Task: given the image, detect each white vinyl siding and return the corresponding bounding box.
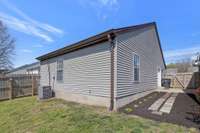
[116,26,165,98]
[40,41,111,98]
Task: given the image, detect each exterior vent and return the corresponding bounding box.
[38,86,53,99]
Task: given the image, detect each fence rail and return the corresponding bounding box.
[0,74,39,100]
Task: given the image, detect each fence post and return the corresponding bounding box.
[32,76,36,96]
[9,78,13,100]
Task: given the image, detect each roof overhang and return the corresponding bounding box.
[36,22,166,68]
[36,30,114,61]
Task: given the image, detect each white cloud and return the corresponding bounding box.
[41,24,63,35]
[0,0,64,42]
[98,0,118,6]
[0,12,54,42]
[164,46,200,58]
[20,49,32,53]
[79,0,119,20]
[164,46,200,63]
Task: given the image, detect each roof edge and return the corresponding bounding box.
[153,23,166,69]
[36,22,159,61]
[7,62,40,73]
[36,30,114,61]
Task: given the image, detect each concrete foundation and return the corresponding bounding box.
[115,90,154,110]
[55,89,110,108]
[54,89,155,111]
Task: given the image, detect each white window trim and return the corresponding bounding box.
[56,59,64,82]
[132,53,140,83]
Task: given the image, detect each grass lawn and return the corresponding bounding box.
[0,97,198,133]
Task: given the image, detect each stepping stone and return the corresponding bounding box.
[160,93,178,114]
[148,93,171,111]
[134,104,138,108]
[152,111,163,115]
[139,101,143,104]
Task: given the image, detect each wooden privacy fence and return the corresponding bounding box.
[0,74,39,100]
[164,72,200,89]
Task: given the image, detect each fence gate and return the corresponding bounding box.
[164,72,200,89]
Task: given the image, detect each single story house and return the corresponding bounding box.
[37,22,166,110]
[7,62,40,76]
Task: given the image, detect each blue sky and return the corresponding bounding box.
[0,0,200,67]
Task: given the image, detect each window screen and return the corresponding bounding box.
[57,60,63,82]
[133,54,140,82]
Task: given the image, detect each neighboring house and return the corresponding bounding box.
[37,22,166,110]
[7,62,40,75]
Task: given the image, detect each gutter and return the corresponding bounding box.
[108,33,116,111]
[37,31,113,61]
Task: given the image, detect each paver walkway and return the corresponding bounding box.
[148,93,171,111]
[160,93,178,114]
[148,93,178,115]
[120,92,200,128]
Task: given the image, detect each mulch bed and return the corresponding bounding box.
[119,92,200,129]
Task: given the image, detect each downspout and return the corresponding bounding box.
[47,64,51,86]
[108,33,116,111]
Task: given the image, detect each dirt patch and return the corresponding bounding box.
[119,92,200,129]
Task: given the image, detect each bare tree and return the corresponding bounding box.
[176,59,192,73]
[0,21,15,69]
[167,58,192,73]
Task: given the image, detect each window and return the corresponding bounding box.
[57,59,63,82]
[133,54,140,82]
